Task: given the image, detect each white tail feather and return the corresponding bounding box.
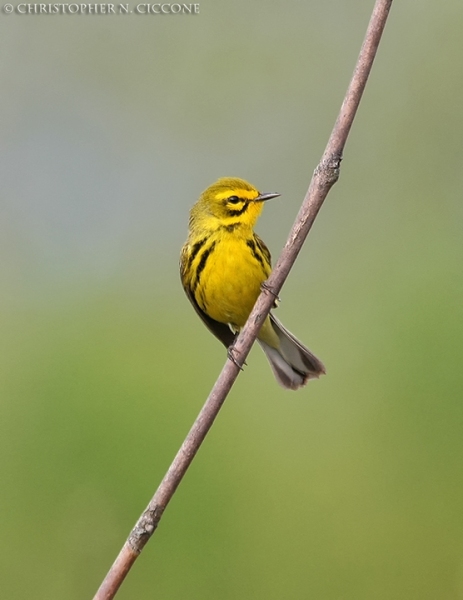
[258,314,325,390]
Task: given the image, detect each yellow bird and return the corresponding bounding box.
[180,177,325,390]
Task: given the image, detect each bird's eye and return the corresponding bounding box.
[228,196,240,204]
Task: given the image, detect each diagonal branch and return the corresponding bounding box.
[93,1,393,598]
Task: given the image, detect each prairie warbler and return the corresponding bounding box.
[180,177,325,390]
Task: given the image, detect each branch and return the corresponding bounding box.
[93,1,393,598]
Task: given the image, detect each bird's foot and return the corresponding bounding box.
[227,345,246,371]
[261,280,281,306]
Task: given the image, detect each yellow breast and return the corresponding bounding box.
[195,231,271,329]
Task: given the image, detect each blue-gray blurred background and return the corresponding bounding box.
[2,1,463,598]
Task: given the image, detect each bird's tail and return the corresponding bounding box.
[258,314,325,390]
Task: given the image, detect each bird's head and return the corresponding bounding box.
[192,177,280,229]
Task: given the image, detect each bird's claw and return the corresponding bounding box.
[227,346,246,371]
[261,281,281,305]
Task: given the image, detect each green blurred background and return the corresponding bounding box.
[2,1,463,598]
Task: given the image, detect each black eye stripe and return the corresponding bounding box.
[227,204,249,217]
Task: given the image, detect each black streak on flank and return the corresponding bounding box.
[246,238,265,268]
[187,237,207,271]
[193,241,216,293]
[254,234,271,267]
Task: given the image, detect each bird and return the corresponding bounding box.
[180,177,325,390]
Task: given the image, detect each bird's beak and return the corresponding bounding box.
[254,192,280,202]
